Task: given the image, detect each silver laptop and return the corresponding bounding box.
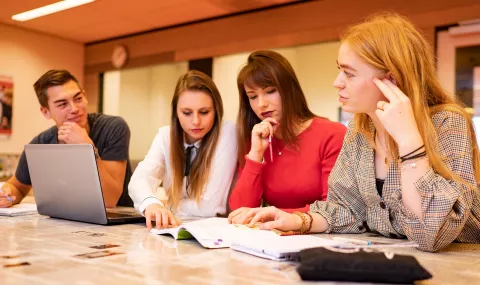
[24,144,144,225]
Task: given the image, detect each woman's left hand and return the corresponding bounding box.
[374,78,423,154]
[228,206,302,232]
[228,207,256,225]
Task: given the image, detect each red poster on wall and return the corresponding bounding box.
[0,75,13,136]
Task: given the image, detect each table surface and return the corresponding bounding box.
[1,207,479,285]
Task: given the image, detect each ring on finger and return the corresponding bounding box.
[378,102,386,110]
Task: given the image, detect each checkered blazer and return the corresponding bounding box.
[310,110,480,252]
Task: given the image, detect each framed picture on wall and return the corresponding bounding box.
[0,75,13,138]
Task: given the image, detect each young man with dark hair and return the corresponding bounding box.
[0,69,133,208]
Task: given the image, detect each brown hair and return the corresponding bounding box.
[33,69,81,108]
[237,50,316,167]
[168,70,224,209]
[343,12,480,188]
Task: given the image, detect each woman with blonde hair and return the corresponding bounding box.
[129,70,237,229]
[231,13,480,252]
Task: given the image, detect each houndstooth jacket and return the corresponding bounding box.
[310,110,480,252]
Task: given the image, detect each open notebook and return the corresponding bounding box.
[150,217,296,249]
[150,218,417,260]
[0,203,38,217]
[150,217,238,248]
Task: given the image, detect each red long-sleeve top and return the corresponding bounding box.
[229,117,347,213]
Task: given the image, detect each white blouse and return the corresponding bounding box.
[128,121,238,217]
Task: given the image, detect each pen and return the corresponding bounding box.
[269,135,273,163]
[0,188,14,203]
[332,237,372,245]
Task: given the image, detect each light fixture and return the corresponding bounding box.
[12,0,95,22]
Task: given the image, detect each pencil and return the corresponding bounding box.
[269,135,273,162]
[0,188,14,203]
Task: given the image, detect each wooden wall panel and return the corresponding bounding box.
[85,0,480,74]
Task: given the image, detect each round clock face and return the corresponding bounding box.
[111,45,128,68]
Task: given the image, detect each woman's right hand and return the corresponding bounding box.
[144,204,180,230]
[0,185,16,208]
[248,118,279,163]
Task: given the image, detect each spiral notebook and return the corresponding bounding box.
[231,235,346,261]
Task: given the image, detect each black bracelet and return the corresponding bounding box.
[399,145,425,160]
[400,151,427,163]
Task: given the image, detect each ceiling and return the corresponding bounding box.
[0,0,300,43]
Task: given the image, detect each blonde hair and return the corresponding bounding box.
[343,12,480,188]
[169,70,223,209]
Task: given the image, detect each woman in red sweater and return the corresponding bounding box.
[228,50,346,223]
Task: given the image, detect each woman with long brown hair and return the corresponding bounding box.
[231,13,480,252]
[228,50,347,221]
[129,70,237,229]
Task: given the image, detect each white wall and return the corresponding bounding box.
[212,41,342,123]
[118,68,152,161]
[103,71,121,115]
[0,23,84,153]
[212,52,251,122]
[104,62,188,161]
[294,42,342,121]
[148,63,189,133]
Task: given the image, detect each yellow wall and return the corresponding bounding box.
[104,62,188,161]
[213,41,342,123]
[0,23,84,153]
[102,41,343,161]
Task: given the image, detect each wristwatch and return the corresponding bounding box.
[93,147,100,160]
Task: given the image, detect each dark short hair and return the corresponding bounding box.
[33,69,80,108]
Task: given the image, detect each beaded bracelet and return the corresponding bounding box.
[293,212,307,234]
[305,212,313,233]
[293,211,313,234]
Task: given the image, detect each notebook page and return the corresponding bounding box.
[183,218,300,248]
[150,218,236,247]
[150,226,182,239]
[0,203,38,217]
[183,218,238,248]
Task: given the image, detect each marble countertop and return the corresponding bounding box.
[1,212,479,285]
